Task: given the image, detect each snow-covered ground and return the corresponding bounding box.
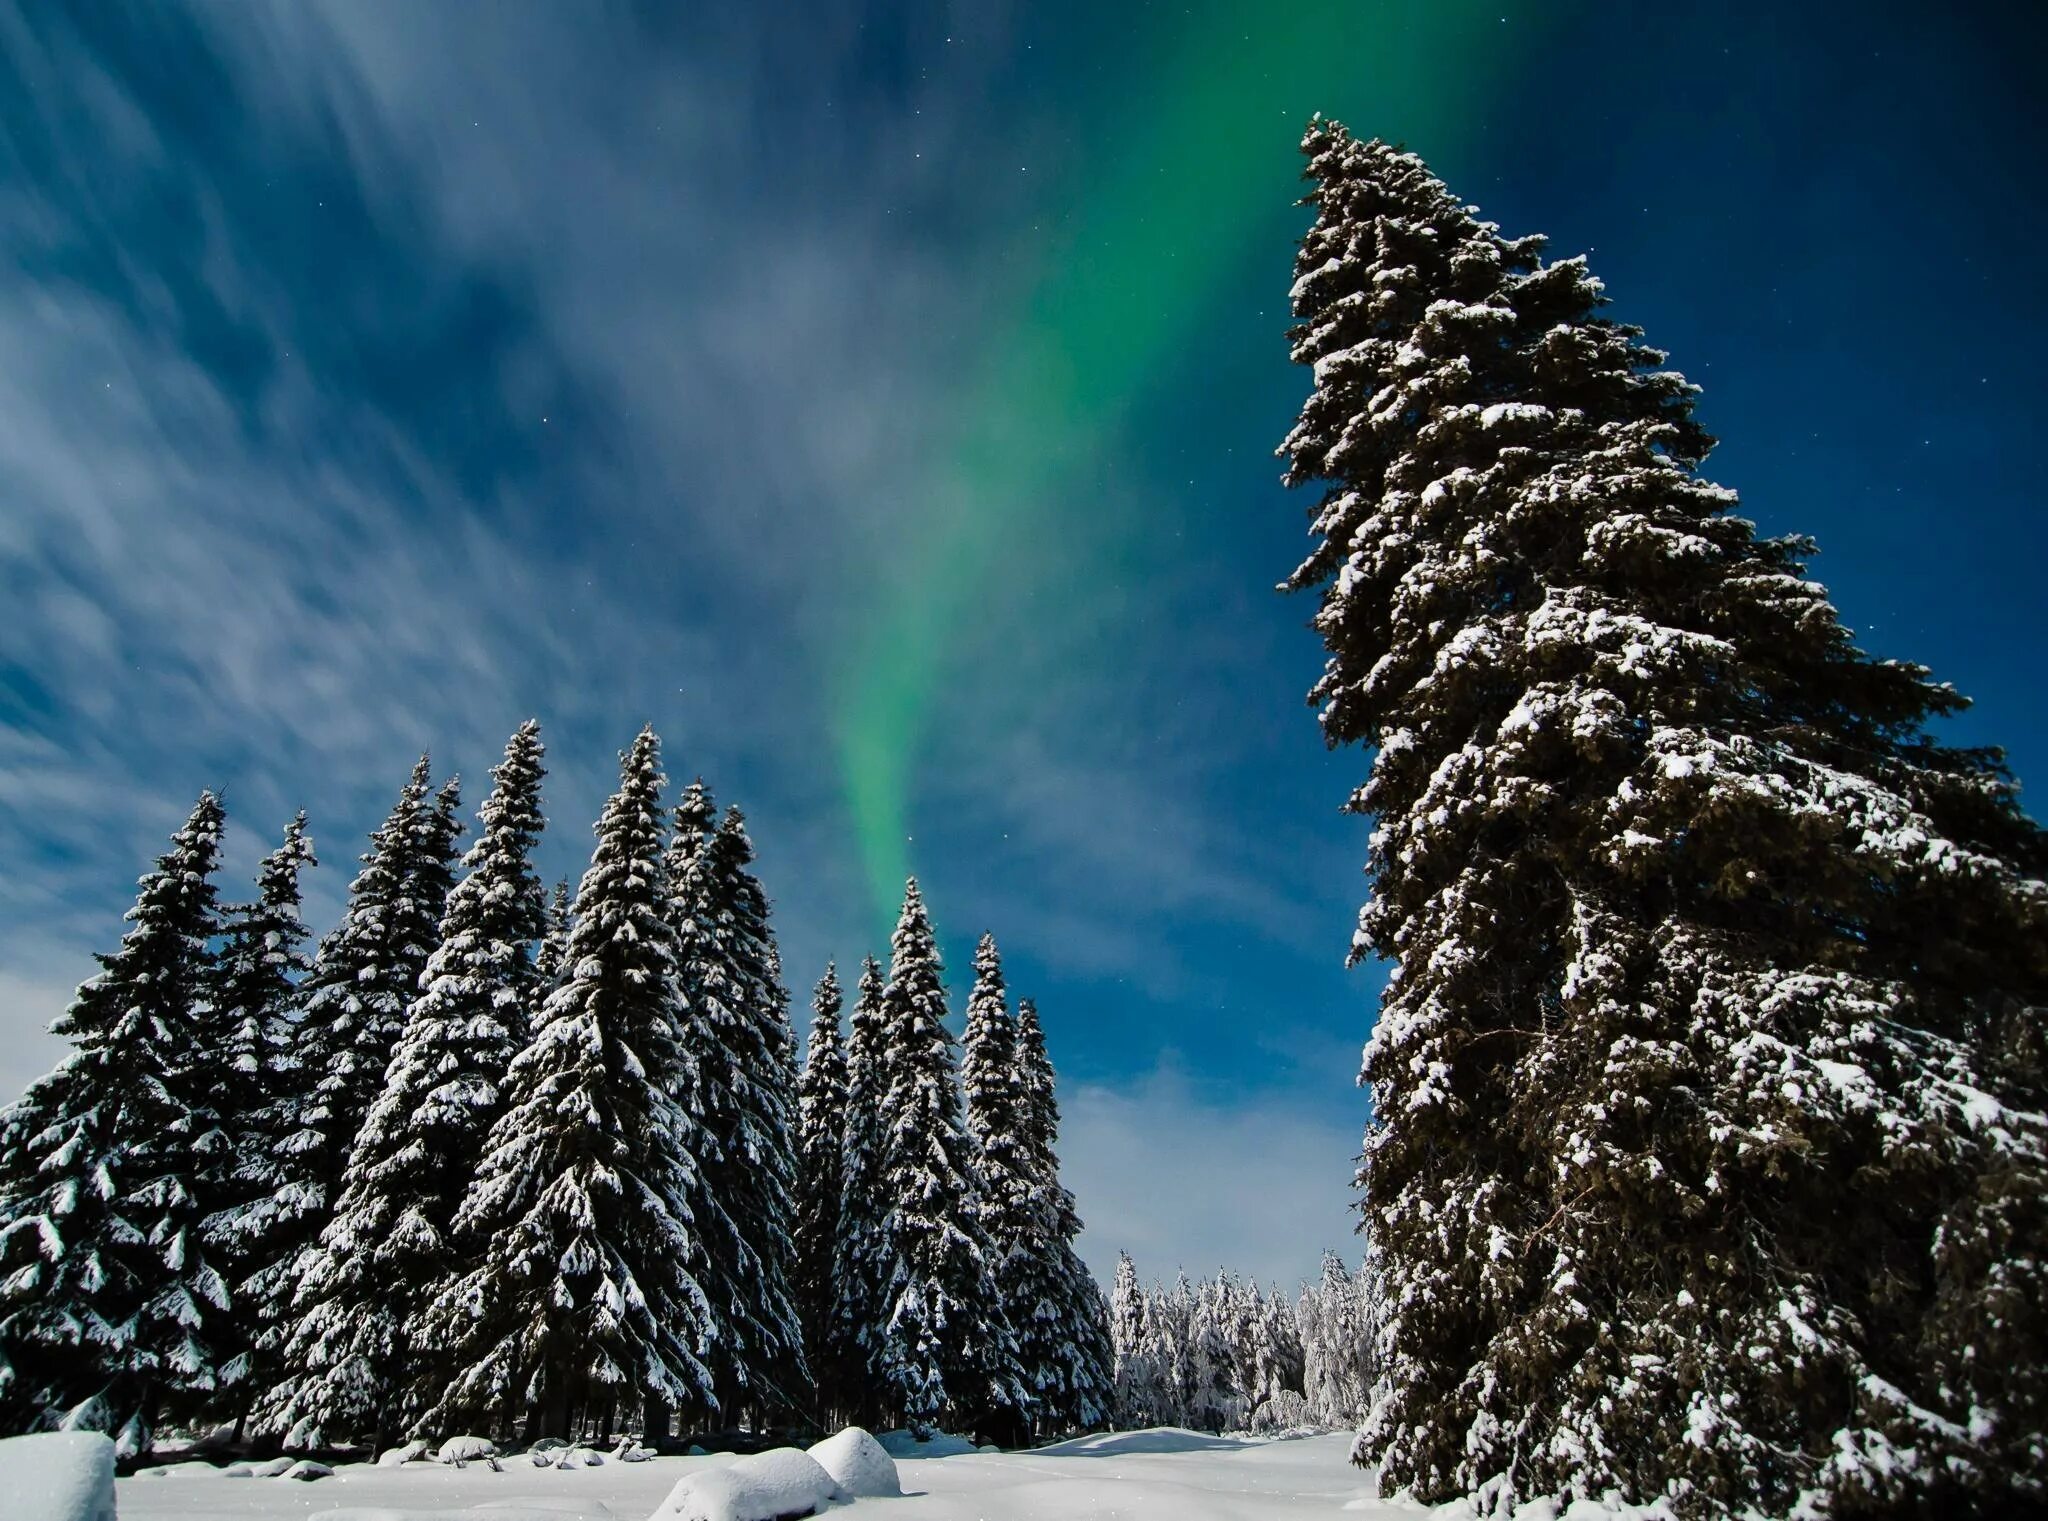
[114,1430,1392,1521]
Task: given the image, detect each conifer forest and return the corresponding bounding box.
[1,6,2042,1520]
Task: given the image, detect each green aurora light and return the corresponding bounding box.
[834,1,1524,919]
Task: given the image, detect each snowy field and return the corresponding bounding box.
[113,1431,1390,1521]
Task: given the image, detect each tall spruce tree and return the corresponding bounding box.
[961,935,1028,1228]
[710,805,804,1414]
[1012,997,1114,1433]
[666,788,804,1422]
[419,727,715,1441]
[261,722,548,1449]
[0,794,230,1451]
[833,954,890,1419]
[208,814,318,1168]
[793,964,848,1420]
[232,757,462,1424]
[202,813,317,1413]
[958,937,1040,1435]
[872,880,1024,1435]
[1279,122,2048,1517]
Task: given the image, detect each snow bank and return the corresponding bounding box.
[6,1431,117,1521]
[311,1510,622,1521]
[649,1445,848,1520]
[282,1459,336,1480]
[134,1458,226,1478]
[311,1510,626,1521]
[437,1435,498,1463]
[875,1427,978,1457]
[806,1426,899,1497]
[378,1439,433,1467]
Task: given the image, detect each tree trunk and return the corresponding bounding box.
[539,1368,571,1442]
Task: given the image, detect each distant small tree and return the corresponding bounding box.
[534,877,572,997]
[1108,1252,1161,1428]
[1296,1251,1371,1430]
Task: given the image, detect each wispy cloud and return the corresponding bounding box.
[1061,1061,1362,1291]
[0,1,1381,1287]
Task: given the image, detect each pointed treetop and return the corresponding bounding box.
[811,961,843,1029]
[674,776,716,835]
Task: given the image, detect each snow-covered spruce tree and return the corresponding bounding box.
[873,880,1025,1435]
[534,877,572,996]
[418,727,715,1443]
[833,953,890,1422]
[961,936,1025,1176]
[1185,1274,1239,1433]
[0,794,230,1450]
[208,814,318,1176]
[1108,1251,1161,1428]
[1147,1271,1197,1427]
[666,791,804,1424]
[261,721,548,1450]
[711,806,804,1415]
[201,813,317,1418]
[959,937,1034,1402]
[1296,1250,1372,1430]
[231,757,462,1425]
[1249,1281,1308,1429]
[1010,996,1114,1433]
[1280,121,2048,1516]
[793,964,848,1420]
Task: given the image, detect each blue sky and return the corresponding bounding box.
[1,1,2041,1289]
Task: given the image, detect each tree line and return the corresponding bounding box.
[1107,1250,1376,1436]
[0,722,1109,1456]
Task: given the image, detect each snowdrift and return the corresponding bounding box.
[649,1445,848,1520]
[805,1426,899,1497]
[8,1431,118,1521]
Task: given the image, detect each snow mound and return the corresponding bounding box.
[875,1427,978,1458]
[282,1459,336,1480]
[5,1431,116,1521]
[806,1426,899,1497]
[439,1435,499,1463]
[136,1459,224,1478]
[312,1508,620,1521]
[379,1439,435,1467]
[649,1445,848,1520]
[251,1455,299,1476]
[312,1508,622,1520]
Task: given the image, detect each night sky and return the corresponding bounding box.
[2,2,2041,1288]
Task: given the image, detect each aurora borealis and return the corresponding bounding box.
[834,2,1512,916]
[2,1,2041,1283]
